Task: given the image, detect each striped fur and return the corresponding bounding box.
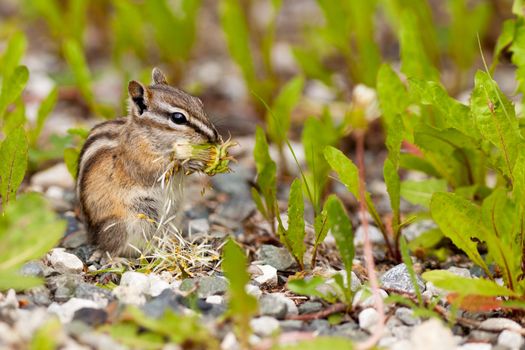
[77,68,220,257]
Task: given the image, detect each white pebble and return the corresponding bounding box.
[48,298,101,323]
[47,248,84,274]
[359,308,379,332]
[497,330,524,349]
[250,317,280,337]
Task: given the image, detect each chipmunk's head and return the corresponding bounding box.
[128,68,221,170]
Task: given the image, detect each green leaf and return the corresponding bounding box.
[63,39,94,106]
[324,146,386,235]
[219,0,256,89]
[30,87,58,145]
[384,158,400,230]
[222,239,257,345]
[64,147,80,180]
[0,127,28,206]
[292,47,331,85]
[399,10,439,81]
[325,195,354,292]
[0,271,43,291]
[491,19,516,72]
[471,70,523,182]
[273,336,353,350]
[0,65,29,119]
[422,270,518,297]
[430,192,490,276]
[30,318,62,350]
[285,179,305,266]
[254,126,272,174]
[400,179,447,208]
[377,64,409,128]
[267,76,304,147]
[400,236,422,305]
[287,276,338,304]
[0,32,27,79]
[0,193,65,291]
[510,19,525,102]
[3,103,26,134]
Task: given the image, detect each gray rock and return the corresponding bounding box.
[380,263,425,293]
[479,318,522,332]
[391,325,412,340]
[188,218,210,233]
[403,220,437,241]
[279,320,304,332]
[299,301,323,315]
[216,196,256,223]
[48,274,83,303]
[251,264,278,287]
[119,271,149,294]
[308,319,331,335]
[497,330,524,349]
[250,316,280,337]
[256,245,296,271]
[20,261,45,278]
[457,343,492,350]
[211,164,252,197]
[142,289,186,318]
[354,225,385,245]
[28,286,52,306]
[75,283,113,303]
[179,276,228,298]
[72,308,108,326]
[47,248,84,274]
[469,330,498,343]
[48,298,102,323]
[62,230,88,249]
[259,294,288,319]
[395,307,420,326]
[358,307,379,333]
[446,266,471,279]
[246,284,263,299]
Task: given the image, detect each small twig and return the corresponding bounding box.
[286,303,349,321]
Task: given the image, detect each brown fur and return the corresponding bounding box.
[77,68,220,257]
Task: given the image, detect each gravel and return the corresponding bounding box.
[256,245,297,271]
[47,248,84,274]
[250,316,280,337]
[497,330,524,349]
[179,276,229,298]
[358,308,380,333]
[380,263,425,293]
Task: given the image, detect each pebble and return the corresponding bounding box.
[352,288,388,308]
[246,284,263,299]
[179,276,228,298]
[256,245,296,271]
[62,230,88,249]
[147,274,170,297]
[299,301,323,314]
[250,316,280,337]
[47,274,83,302]
[380,263,425,293]
[358,308,379,333]
[48,298,102,323]
[251,264,278,287]
[354,225,385,245]
[47,248,84,274]
[119,271,150,294]
[72,308,108,326]
[30,163,75,189]
[497,330,524,349]
[206,295,224,305]
[402,220,437,241]
[446,266,471,278]
[395,307,420,326]
[478,318,522,332]
[20,260,45,278]
[28,286,52,306]
[188,218,210,233]
[141,289,186,318]
[74,283,112,305]
[221,332,239,350]
[410,319,457,350]
[279,320,304,332]
[259,294,288,319]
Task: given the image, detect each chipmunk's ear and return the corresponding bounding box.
[128,80,147,115]
[152,67,168,85]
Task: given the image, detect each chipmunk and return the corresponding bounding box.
[77,68,221,257]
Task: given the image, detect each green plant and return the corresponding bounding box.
[222,239,258,349]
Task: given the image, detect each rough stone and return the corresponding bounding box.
[147,274,170,297]
[179,276,228,298]
[75,283,113,305]
[72,308,108,326]
[250,317,280,337]
[188,218,210,234]
[478,318,522,332]
[402,220,437,241]
[259,294,288,319]
[20,260,45,278]
[358,308,379,333]
[380,263,425,293]
[246,284,263,299]
[352,288,388,308]
[62,230,88,249]
[457,343,492,350]
[256,245,296,271]
[48,298,102,323]
[142,289,186,318]
[410,319,457,350]
[497,330,524,349]
[354,225,385,245]
[251,264,278,287]
[47,248,84,274]
[299,301,323,314]
[28,286,52,306]
[47,274,83,302]
[395,307,420,326]
[279,320,304,332]
[446,266,471,279]
[119,271,149,294]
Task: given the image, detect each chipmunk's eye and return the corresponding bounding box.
[170,112,187,125]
